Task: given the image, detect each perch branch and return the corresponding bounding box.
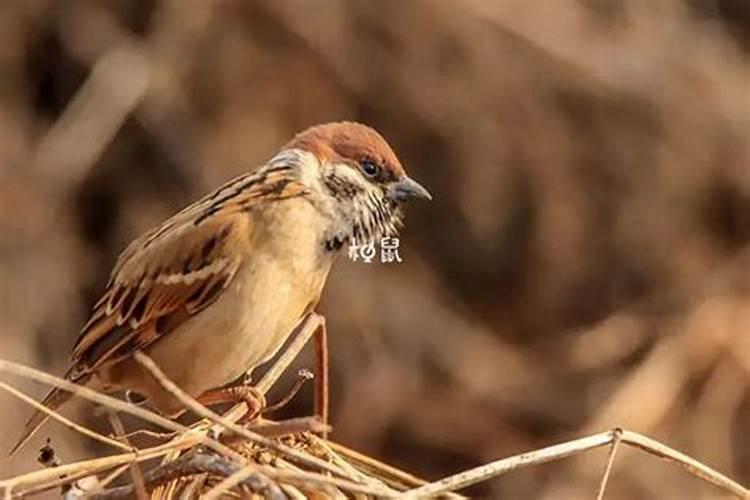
[0,381,131,453]
[403,429,749,498]
[0,360,244,463]
[106,412,147,500]
[595,428,622,500]
[133,350,355,481]
[88,453,286,500]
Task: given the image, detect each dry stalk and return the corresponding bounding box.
[2,437,201,498]
[403,428,749,498]
[595,428,622,500]
[3,324,746,500]
[88,453,285,500]
[0,361,245,463]
[106,411,148,500]
[0,381,131,453]
[133,351,400,497]
[325,439,467,497]
[133,358,345,478]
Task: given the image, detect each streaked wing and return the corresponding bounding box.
[68,166,308,379]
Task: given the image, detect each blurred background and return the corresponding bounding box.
[1,0,749,498]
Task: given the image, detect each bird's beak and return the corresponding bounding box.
[389,176,432,202]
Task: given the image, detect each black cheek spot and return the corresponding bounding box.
[325,237,345,252]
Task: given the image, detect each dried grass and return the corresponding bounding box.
[0,318,747,498]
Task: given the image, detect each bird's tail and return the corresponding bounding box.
[9,385,75,457]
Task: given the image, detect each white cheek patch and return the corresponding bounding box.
[331,162,369,188]
[299,158,402,246]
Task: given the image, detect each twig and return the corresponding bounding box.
[131,340,402,498]
[595,428,622,500]
[106,412,148,500]
[88,453,286,500]
[133,351,383,486]
[325,439,468,497]
[313,317,329,437]
[0,360,244,463]
[0,381,131,453]
[1,435,202,498]
[264,461,400,498]
[117,429,179,441]
[619,430,748,497]
[230,417,329,441]
[403,429,749,498]
[256,313,323,394]
[264,369,314,414]
[91,465,131,493]
[163,312,338,500]
[200,463,284,500]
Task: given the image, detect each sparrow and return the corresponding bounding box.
[11,121,431,455]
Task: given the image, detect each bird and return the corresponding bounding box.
[11,121,431,455]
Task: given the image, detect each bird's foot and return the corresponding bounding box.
[197,385,267,423]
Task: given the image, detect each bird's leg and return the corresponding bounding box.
[313,315,329,437]
[197,385,267,424]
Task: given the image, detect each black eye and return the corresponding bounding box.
[360,160,380,178]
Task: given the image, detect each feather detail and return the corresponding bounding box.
[68,163,307,378]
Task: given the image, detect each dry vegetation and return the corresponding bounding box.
[1,0,750,498]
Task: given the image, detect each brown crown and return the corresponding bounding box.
[286,122,405,180]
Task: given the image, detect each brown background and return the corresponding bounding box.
[1,1,750,498]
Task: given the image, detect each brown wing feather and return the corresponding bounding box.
[9,166,308,456]
[70,214,246,376]
[69,168,307,375]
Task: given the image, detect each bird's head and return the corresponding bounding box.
[282,121,431,249]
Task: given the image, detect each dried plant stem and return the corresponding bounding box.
[133,350,355,481]
[1,434,202,498]
[313,317,329,435]
[595,428,622,500]
[0,381,131,453]
[403,429,749,498]
[325,439,466,497]
[204,461,401,500]
[621,430,748,496]
[0,360,244,463]
[200,465,282,500]
[188,312,323,432]
[256,313,323,394]
[106,412,148,500]
[89,465,131,494]
[89,453,284,500]
[239,416,328,439]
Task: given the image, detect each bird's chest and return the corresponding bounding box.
[143,199,335,395]
[217,201,334,374]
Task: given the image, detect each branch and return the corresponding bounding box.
[403,429,749,498]
[133,351,397,496]
[0,381,131,453]
[87,453,286,500]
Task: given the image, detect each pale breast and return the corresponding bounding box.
[112,197,335,413]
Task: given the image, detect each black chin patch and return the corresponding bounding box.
[325,236,346,252]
